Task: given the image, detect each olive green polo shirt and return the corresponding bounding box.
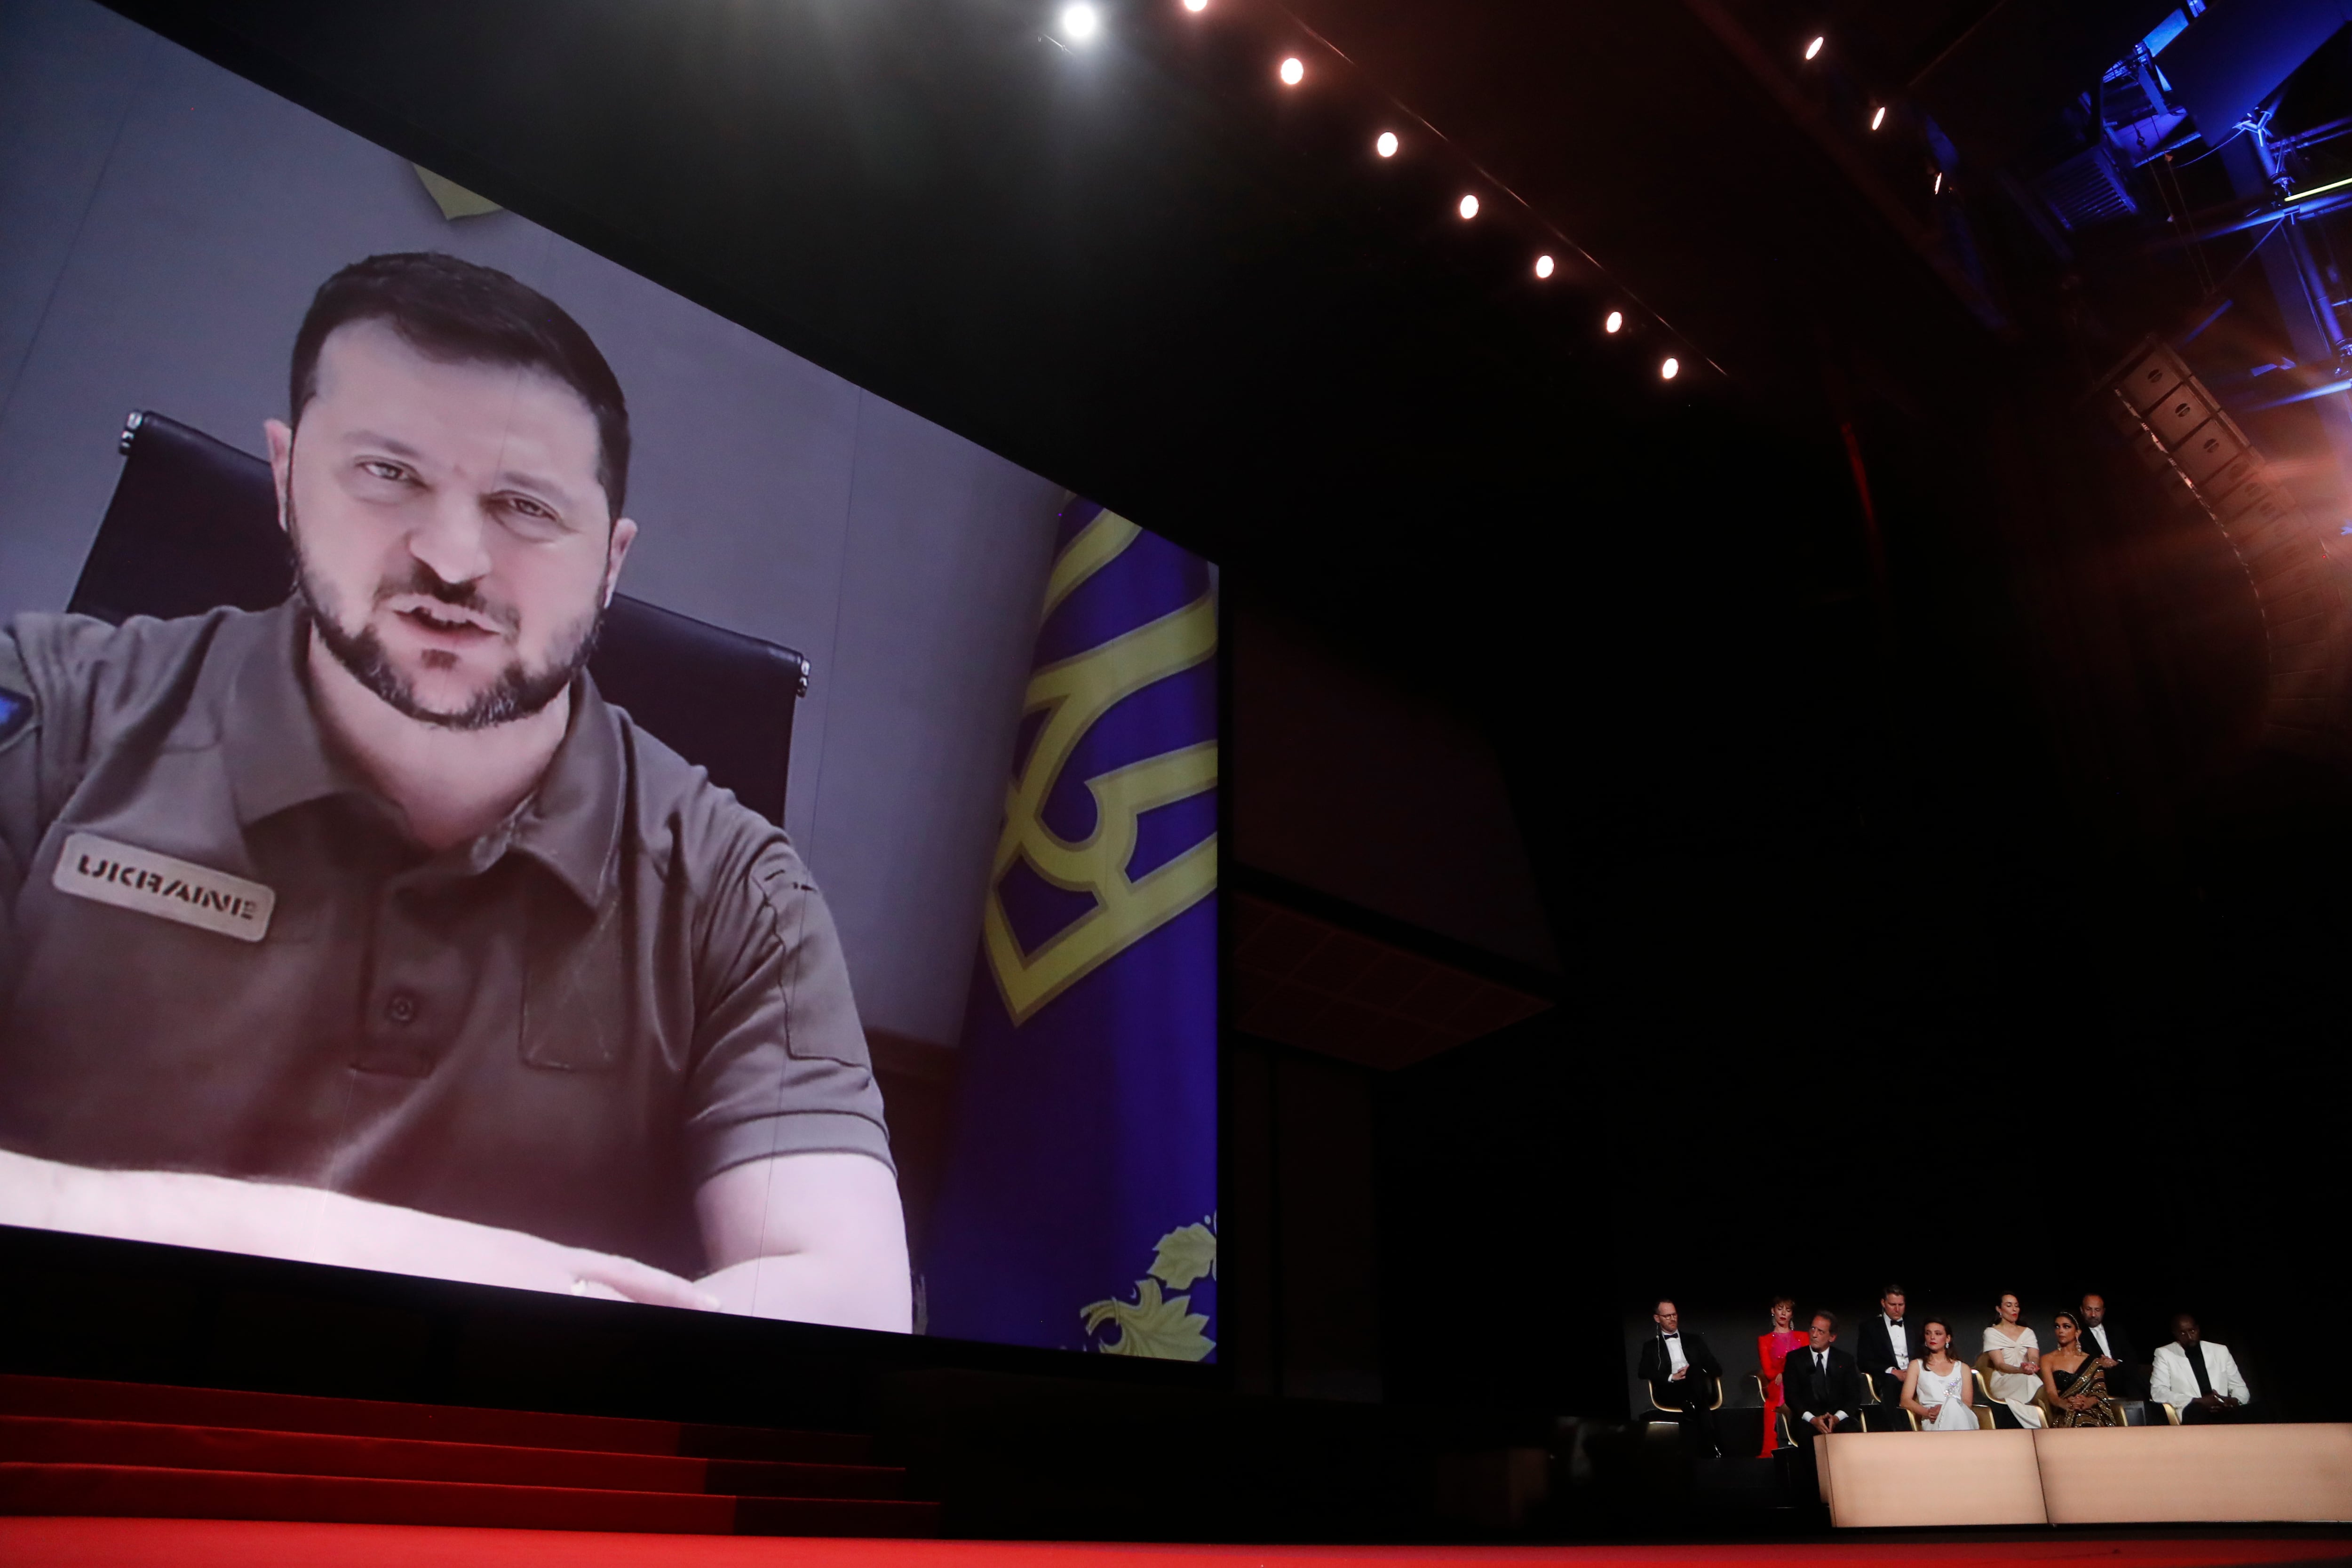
[0,602,890,1277]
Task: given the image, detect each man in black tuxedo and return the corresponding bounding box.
[1854,1283,1925,1417]
[2079,1294,2145,1400]
[1780,1311,1864,1464]
[1636,1299,1723,1457]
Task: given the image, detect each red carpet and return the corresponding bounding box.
[0,1375,934,1536]
[0,1518,2347,1567]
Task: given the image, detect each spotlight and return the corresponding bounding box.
[1534,254,1555,279]
[1804,35,1824,60]
[1184,0,1207,9]
[1458,193,1479,219]
[1932,170,1943,193]
[1661,357,1680,380]
[1061,2,1099,40]
[1870,105,1886,130]
[1279,56,1304,86]
[1604,310,1623,334]
[1376,130,1398,158]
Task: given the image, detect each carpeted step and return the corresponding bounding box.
[0,1463,941,1536]
[0,1376,866,1464]
[0,1416,905,1498]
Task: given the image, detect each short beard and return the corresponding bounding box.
[288,492,604,732]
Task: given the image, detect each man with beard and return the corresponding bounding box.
[0,253,908,1330]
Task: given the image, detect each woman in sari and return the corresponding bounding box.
[2041,1309,2123,1428]
[1755,1295,1806,1454]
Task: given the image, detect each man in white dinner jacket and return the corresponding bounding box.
[2149,1314,2253,1424]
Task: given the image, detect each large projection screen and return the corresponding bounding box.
[0,0,1218,1362]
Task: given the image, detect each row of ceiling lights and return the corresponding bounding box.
[1804,33,1944,193]
[1056,0,1689,382]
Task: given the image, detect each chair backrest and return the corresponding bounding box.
[67,412,809,825]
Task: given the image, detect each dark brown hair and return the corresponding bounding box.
[290,252,630,518]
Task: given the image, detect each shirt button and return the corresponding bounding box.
[384,990,420,1027]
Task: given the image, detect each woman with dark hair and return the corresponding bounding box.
[1756,1296,1806,1454]
[1981,1292,2045,1428]
[2042,1310,2123,1427]
[1900,1319,1979,1431]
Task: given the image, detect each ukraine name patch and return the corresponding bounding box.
[52,831,274,943]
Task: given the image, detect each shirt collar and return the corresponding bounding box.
[223,602,363,825]
[222,602,620,910]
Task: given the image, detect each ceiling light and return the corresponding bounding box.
[1279,56,1304,86]
[1870,105,1887,130]
[1458,193,1479,219]
[1804,35,1824,60]
[1604,310,1623,334]
[1061,3,1099,40]
[1661,357,1680,380]
[1534,255,1555,279]
[1375,130,1398,158]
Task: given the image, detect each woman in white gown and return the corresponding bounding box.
[1982,1293,2044,1428]
[1901,1319,1979,1431]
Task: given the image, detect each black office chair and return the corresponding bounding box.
[68,411,810,826]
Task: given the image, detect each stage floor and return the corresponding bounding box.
[4,1519,2348,1567]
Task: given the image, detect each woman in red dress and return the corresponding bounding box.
[1756,1295,1806,1455]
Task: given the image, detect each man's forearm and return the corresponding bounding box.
[0,1148,339,1256]
[699,1252,911,1331]
[0,1150,710,1308]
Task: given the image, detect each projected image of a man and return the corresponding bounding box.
[0,254,909,1330]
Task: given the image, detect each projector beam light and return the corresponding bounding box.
[1184,0,1207,10]
[1376,130,1398,158]
[1458,193,1479,219]
[1804,35,1824,60]
[1870,105,1887,130]
[1604,310,1623,334]
[1061,3,1099,41]
[1661,357,1680,380]
[1279,56,1304,86]
[1534,255,1555,279]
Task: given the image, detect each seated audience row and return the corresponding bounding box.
[1639,1287,2253,1458]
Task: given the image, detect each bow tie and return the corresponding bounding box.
[1663,1332,1679,1338]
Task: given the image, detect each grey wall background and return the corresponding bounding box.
[0,0,1071,1050]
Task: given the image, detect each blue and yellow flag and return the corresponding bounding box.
[924,499,1218,1357]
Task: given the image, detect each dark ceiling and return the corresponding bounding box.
[106,0,1965,568]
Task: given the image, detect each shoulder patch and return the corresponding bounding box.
[0,685,32,747]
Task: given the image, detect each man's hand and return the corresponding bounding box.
[1668,1366,1687,1381]
[2096,1356,2119,1369]
[2194,1393,2223,1409]
[1812,1415,1836,1435]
